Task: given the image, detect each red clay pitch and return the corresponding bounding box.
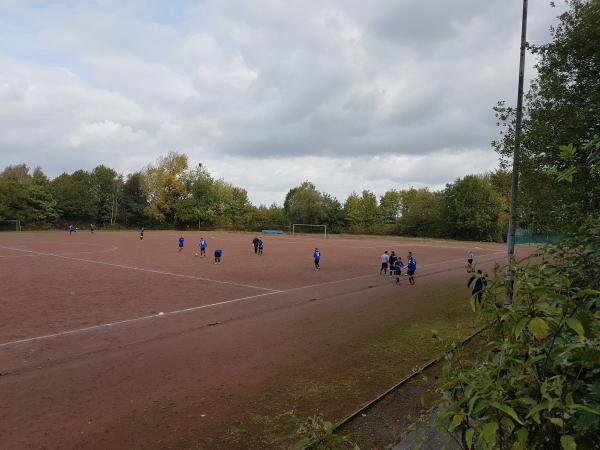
[0,230,511,449]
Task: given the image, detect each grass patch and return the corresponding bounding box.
[220,291,479,447]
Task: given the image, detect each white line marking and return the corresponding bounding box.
[0,241,119,255]
[64,245,119,255]
[283,274,374,292]
[0,291,277,348]
[0,246,281,294]
[0,250,507,348]
[0,272,384,348]
[0,254,41,258]
[168,291,277,315]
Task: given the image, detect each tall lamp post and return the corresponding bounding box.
[505,0,529,305]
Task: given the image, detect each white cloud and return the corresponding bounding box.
[202,148,499,205]
[0,0,560,203]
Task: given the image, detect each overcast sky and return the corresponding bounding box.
[0,1,560,205]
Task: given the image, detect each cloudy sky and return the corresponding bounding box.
[0,1,560,205]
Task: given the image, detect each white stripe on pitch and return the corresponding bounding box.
[0,245,281,293]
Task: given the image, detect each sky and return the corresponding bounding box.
[0,0,561,205]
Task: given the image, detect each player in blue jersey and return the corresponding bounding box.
[258,238,264,255]
[199,237,207,256]
[468,270,487,304]
[407,252,416,285]
[178,236,185,252]
[68,224,75,235]
[139,227,144,240]
[388,251,397,277]
[313,248,321,270]
[394,256,405,285]
[214,248,223,264]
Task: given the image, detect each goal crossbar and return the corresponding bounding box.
[292,224,327,239]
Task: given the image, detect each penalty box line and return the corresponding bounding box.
[0,251,507,349]
[0,245,281,294]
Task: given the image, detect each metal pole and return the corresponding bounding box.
[505,0,528,305]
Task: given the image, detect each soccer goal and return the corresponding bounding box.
[0,219,22,232]
[292,224,327,239]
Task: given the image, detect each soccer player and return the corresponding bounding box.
[89,223,95,234]
[214,248,223,264]
[68,224,74,235]
[258,238,264,255]
[388,251,398,277]
[380,251,389,275]
[139,227,144,240]
[407,252,417,285]
[252,237,260,254]
[468,270,487,304]
[467,250,475,273]
[394,256,405,285]
[199,237,207,256]
[313,248,321,270]
[178,236,185,252]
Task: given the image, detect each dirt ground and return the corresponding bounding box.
[0,230,511,449]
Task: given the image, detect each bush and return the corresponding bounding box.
[436,219,600,449]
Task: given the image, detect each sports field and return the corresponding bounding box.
[0,230,511,448]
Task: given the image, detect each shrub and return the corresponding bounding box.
[436,219,600,449]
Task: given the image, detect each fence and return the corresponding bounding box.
[515,229,561,245]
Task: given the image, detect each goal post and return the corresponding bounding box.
[291,224,327,239]
[0,219,22,232]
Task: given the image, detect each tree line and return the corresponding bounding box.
[0,152,512,241]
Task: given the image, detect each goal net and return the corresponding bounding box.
[0,219,22,232]
[292,224,327,239]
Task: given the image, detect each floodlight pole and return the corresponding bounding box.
[505,0,528,305]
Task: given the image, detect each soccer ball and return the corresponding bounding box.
[194,253,198,257]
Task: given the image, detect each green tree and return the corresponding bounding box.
[90,165,120,226]
[27,168,58,223]
[342,190,380,230]
[121,172,147,226]
[379,190,403,224]
[398,188,447,237]
[184,166,219,227]
[321,193,345,232]
[142,152,188,224]
[343,193,362,228]
[0,164,32,222]
[284,182,326,225]
[486,169,512,202]
[493,0,600,231]
[52,170,97,222]
[445,175,507,241]
[212,179,252,229]
[247,203,287,231]
[174,165,253,229]
[359,190,379,226]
